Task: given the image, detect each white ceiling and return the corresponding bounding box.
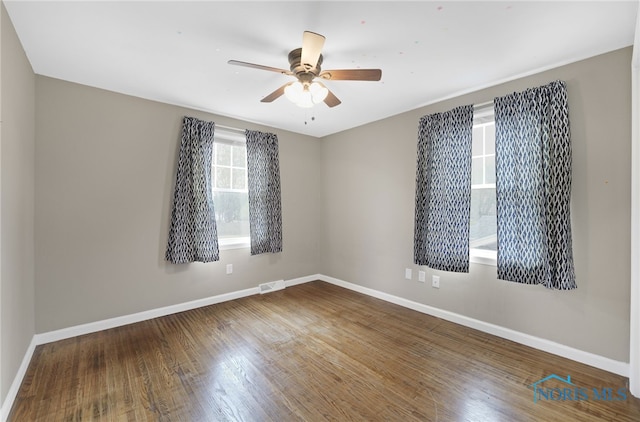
[4,1,638,137]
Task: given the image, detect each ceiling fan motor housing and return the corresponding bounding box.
[288,48,322,83]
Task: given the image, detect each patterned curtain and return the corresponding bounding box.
[494,80,576,290]
[245,130,283,255]
[414,105,474,272]
[166,117,219,263]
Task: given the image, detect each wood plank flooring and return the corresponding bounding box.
[8,281,640,421]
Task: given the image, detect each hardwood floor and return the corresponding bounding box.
[9,281,640,421]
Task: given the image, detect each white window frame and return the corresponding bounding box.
[470,106,497,266]
[213,128,250,250]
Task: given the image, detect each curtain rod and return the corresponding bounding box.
[474,100,494,109]
[216,124,246,134]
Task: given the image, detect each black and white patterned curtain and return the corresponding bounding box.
[494,80,576,290]
[245,130,283,255]
[414,105,474,272]
[166,117,220,263]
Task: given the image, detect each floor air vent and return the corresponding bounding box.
[259,279,286,294]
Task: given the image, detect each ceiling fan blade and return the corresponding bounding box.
[261,83,291,103]
[228,60,292,75]
[319,69,382,81]
[323,89,341,108]
[300,31,325,71]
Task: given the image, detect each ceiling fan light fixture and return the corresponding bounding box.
[284,81,303,102]
[309,82,328,104]
[284,81,316,108]
[297,90,314,108]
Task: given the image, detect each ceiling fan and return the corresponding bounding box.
[228,31,382,108]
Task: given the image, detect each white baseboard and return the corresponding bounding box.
[1,337,36,422]
[2,272,631,421]
[286,274,321,287]
[35,274,320,346]
[34,286,259,345]
[318,274,630,377]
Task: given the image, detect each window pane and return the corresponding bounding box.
[485,123,495,153]
[471,157,484,185]
[232,145,246,167]
[232,168,246,190]
[215,143,231,166]
[215,167,231,189]
[472,127,484,156]
[469,187,497,251]
[485,155,496,184]
[213,191,250,239]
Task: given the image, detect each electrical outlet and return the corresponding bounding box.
[226,264,233,274]
[405,268,412,280]
[432,275,440,288]
[418,271,426,282]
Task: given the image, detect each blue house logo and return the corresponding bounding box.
[530,374,576,403]
[530,374,627,403]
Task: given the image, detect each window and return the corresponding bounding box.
[470,107,497,264]
[212,129,250,249]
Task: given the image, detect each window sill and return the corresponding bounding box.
[219,237,250,251]
[470,249,497,266]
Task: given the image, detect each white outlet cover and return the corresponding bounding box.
[405,268,412,280]
[418,271,426,282]
[226,264,233,274]
[432,275,440,288]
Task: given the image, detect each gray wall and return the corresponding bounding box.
[0,2,36,404]
[320,47,632,362]
[35,77,322,332]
